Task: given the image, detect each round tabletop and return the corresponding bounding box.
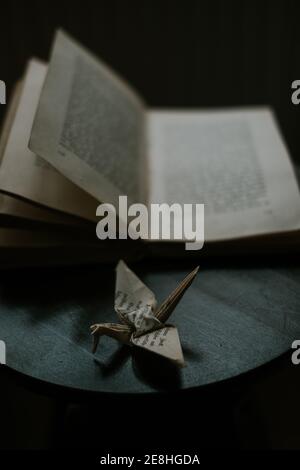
[1,257,299,395]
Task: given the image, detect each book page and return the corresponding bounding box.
[0,81,22,162]
[0,59,98,221]
[0,193,93,228]
[30,30,146,211]
[147,109,300,241]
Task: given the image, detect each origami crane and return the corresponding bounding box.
[90,260,199,366]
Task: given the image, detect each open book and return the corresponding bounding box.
[0,29,300,266]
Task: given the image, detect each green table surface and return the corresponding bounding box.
[0,257,299,395]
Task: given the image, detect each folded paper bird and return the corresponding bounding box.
[90,260,199,366]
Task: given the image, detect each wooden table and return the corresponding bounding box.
[1,257,299,396]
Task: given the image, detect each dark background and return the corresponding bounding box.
[0,0,300,162]
[0,0,300,451]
